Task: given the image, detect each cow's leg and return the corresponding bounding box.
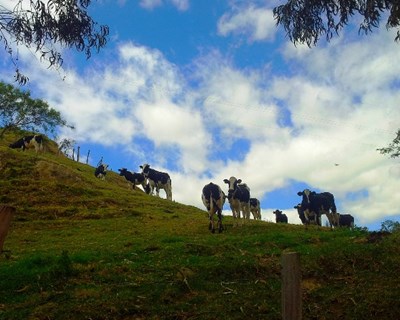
[231,209,237,219]
[333,213,340,227]
[155,186,160,197]
[325,212,334,228]
[217,210,223,233]
[166,184,172,201]
[242,203,250,220]
[209,212,215,233]
[150,184,155,195]
[304,209,310,223]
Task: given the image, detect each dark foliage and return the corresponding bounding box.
[273,0,400,46]
[377,129,400,158]
[0,0,109,84]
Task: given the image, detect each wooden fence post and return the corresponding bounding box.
[282,252,302,320]
[86,150,90,164]
[0,206,15,252]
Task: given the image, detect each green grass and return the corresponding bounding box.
[1,131,400,319]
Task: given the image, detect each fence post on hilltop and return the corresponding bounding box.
[282,251,302,320]
[77,146,80,163]
[0,206,15,252]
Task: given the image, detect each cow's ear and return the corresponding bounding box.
[237,179,242,184]
[297,191,303,196]
[223,179,229,184]
[140,165,143,169]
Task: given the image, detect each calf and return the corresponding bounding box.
[250,198,261,220]
[94,164,108,180]
[118,168,147,191]
[337,213,354,228]
[140,164,172,200]
[273,209,288,223]
[201,182,226,233]
[223,177,251,221]
[297,189,337,227]
[9,135,43,153]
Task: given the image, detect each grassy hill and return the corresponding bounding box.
[0,131,399,319]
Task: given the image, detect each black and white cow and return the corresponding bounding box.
[118,168,147,191]
[273,209,288,223]
[294,204,320,226]
[250,198,261,220]
[140,164,172,200]
[201,182,226,233]
[9,135,43,153]
[223,177,251,221]
[297,189,338,228]
[94,164,108,180]
[336,213,355,228]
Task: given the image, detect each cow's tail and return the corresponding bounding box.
[209,193,214,214]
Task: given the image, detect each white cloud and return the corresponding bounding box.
[218,5,276,42]
[139,0,189,11]
[170,0,189,11]
[1,23,399,229]
[139,0,162,10]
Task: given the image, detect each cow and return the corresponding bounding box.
[118,168,147,191]
[201,182,226,233]
[9,135,43,153]
[273,209,288,223]
[250,198,261,220]
[294,204,320,226]
[94,164,108,180]
[140,164,172,200]
[223,177,251,222]
[297,189,337,228]
[336,213,355,228]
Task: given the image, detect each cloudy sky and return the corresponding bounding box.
[1,0,399,230]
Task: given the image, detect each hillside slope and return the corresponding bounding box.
[0,130,202,220]
[1,131,399,320]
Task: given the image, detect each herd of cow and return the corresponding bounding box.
[202,178,355,233]
[94,163,172,201]
[10,134,355,234]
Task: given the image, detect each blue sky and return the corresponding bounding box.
[1,0,400,230]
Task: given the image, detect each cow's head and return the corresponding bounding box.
[118,168,128,176]
[140,164,150,176]
[273,209,282,215]
[298,188,313,209]
[223,176,242,199]
[294,204,302,212]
